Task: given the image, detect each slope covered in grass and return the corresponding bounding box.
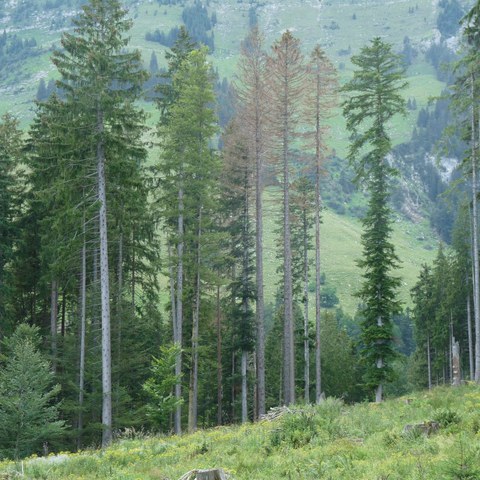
[2,385,479,479]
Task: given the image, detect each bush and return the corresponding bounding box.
[433,408,461,428]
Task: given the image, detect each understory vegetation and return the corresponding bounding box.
[1,385,479,479]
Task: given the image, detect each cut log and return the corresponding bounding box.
[178,469,227,480]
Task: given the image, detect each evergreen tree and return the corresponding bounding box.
[221,121,255,423]
[342,37,407,402]
[51,0,148,446]
[155,26,196,435]
[156,47,218,433]
[0,324,65,459]
[0,114,23,338]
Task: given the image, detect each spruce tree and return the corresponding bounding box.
[0,114,23,338]
[342,37,407,402]
[156,47,218,433]
[51,0,148,446]
[0,324,65,459]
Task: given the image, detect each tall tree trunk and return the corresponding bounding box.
[61,290,66,337]
[50,280,58,373]
[241,350,248,423]
[189,208,202,433]
[471,75,480,384]
[255,122,265,417]
[427,333,432,390]
[467,287,474,380]
[449,314,453,383]
[283,98,295,406]
[303,209,310,404]
[131,229,135,312]
[314,66,323,405]
[174,187,184,435]
[216,285,223,426]
[77,223,87,450]
[97,104,112,447]
[115,232,123,414]
[375,350,383,402]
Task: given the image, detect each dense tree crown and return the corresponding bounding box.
[1,0,480,461]
[343,38,407,402]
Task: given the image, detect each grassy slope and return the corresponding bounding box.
[1,385,479,479]
[0,0,448,313]
[262,189,438,314]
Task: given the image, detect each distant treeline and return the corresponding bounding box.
[145,1,216,51]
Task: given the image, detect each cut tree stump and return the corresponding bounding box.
[178,469,227,480]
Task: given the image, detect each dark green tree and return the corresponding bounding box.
[51,0,149,446]
[0,114,23,338]
[0,324,65,459]
[342,37,407,402]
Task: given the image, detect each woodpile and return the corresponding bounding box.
[259,406,293,422]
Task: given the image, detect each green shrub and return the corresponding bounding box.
[433,408,461,428]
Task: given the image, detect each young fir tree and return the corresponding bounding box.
[342,37,407,402]
[0,324,65,459]
[51,0,148,446]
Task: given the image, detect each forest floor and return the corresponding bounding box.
[1,384,480,479]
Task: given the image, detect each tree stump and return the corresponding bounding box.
[197,470,227,480]
[178,469,227,480]
[452,338,461,386]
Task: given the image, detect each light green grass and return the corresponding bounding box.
[263,189,437,315]
[2,385,479,479]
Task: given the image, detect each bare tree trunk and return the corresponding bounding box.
[467,288,474,380]
[231,350,235,421]
[255,122,266,417]
[303,209,310,404]
[175,187,184,435]
[61,291,66,337]
[471,75,480,384]
[241,350,248,423]
[283,100,295,406]
[216,285,223,426]
[376,315,383,403]
[449,314,453,383]
[427,333,432,390]
[97,104,112,447]
[131,229,135,312]
[77,222,87,451]
[50,280,58,373]
[189,208,202,433]
[115,232,123,414]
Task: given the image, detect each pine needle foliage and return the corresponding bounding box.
[342,38,407,401]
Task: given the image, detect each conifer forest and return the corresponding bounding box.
[2,0,480,473]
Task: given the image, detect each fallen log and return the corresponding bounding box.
[178,468,227,480]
